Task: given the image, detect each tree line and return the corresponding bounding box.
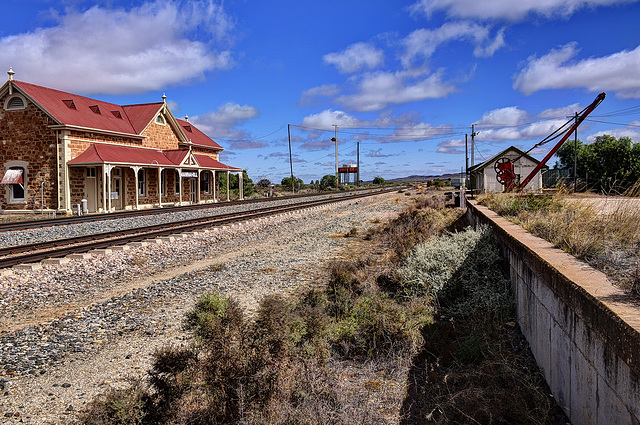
[555,134,640,193]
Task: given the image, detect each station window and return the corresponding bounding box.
[175,171,180,195]
[8,167,25,202]
[86,167,96,178]
[160,170,167,196]
[201,172,211,194]
[138,169,146,197]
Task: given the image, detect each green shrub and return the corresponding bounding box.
[81,379,149,425]
[184,292,243,343]
[397,226,513,321]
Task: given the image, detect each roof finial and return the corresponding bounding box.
[162,93,167,104]
[185,114,189,122]
[7,67,15,81]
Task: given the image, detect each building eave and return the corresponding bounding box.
[49,124,147,140]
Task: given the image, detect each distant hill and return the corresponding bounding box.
[387,173,463,183]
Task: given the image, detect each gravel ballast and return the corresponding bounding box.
[0,190,410,424]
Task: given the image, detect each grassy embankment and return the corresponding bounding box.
[478,191,640,296]
[82,190,563,424]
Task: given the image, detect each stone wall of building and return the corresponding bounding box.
[140,117,181,150]
[0,92,58,210]
[192,147,221,160]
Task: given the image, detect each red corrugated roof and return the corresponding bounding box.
[176,118,222,150]
[68,144,177,166]
[14,81,139,135]
[163,150,190,166]
[122,103,164,134]
[68,145,242,171]
[10,81,222,152]
[195,154,242,171]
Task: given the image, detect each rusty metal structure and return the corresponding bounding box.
[495,92,606,192]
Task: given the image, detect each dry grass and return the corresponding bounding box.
[479,192,640,296]
[81,191,564,424]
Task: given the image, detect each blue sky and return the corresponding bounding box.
[2,0,640,183]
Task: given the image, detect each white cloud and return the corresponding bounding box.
[401,22,505,68]
[410,0,636,21]
[437,138,465,154]
[587,123,640,142]
[513,42,640,98]
[300,109,364,129]
[190,102,262,149]
[477,106,529,126]
[367,148,396,157]
[538,103,582,118]
[323,42,384,74]
[337,69,455,112]
[298,84,341,106]
[0,0,234,95]
[476,118,570,142]
[386,122,453,142]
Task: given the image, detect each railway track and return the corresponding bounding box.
[0,188,399,269]
[0,188,392,233]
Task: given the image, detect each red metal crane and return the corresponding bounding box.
[495,92,606,192]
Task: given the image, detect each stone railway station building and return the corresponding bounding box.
[0,69,244,214]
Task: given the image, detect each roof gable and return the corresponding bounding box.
[176,118,222,150]
[121,103,164,134]
[469,146,543,172]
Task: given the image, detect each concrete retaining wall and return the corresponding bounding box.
[466,200,640,425]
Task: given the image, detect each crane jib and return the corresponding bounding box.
[495,92,606,192]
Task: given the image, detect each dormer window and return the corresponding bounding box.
[5,95,26,110]
[111,110,122,119]
[63,99,76,110]
[183,125,192,133]
[89,105,101,114]
[155,114,166,125]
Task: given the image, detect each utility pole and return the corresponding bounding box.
[573,112,578,192]
[356,141,360,187]
[465,133,469,187]
[332,125,339,185]
[288,124,294,194]
[470,124,477,167]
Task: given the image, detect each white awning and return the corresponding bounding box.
[0,169,23,185]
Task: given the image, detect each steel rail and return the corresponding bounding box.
[0,188,397,269]
[0,188,395,233]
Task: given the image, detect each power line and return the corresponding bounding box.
[584,118,640,128]
[216,125,287,142]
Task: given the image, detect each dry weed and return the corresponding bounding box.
[479,192,640,295]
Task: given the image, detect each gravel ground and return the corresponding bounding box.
[0,192,368,249]
[0,190,411,424]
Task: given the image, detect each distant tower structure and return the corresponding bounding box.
[338,163,358,185]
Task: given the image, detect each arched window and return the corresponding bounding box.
[4,95,26,111]
[155,114,166,125]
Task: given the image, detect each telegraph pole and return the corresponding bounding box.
[470,124,477,167]
[288,124,294,193]
[465,133,469,188]
[332,125,339,185]
[573,112,578,192]
[356,141,360,187]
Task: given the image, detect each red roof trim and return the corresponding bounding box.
[68,145,241,171]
